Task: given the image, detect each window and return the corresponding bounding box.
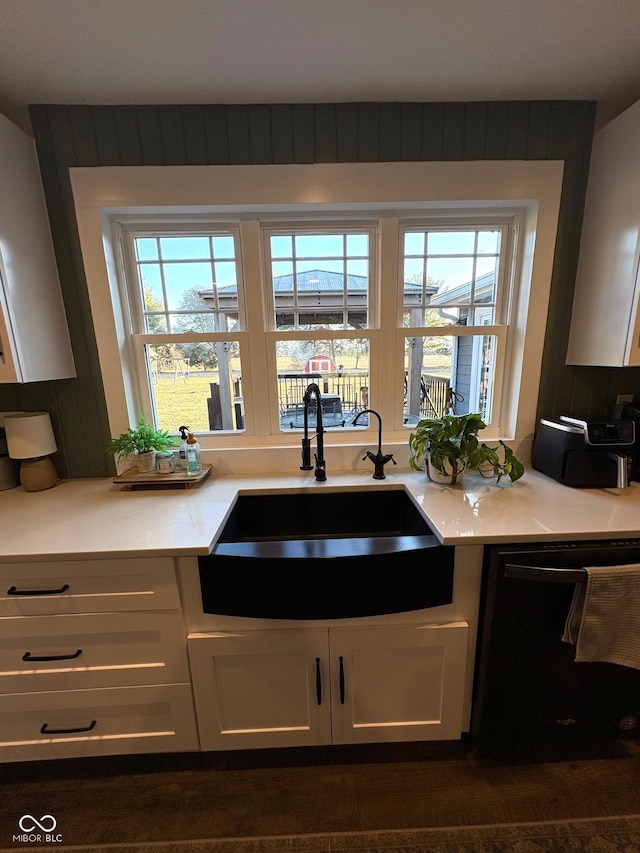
[72,160,563,464]
[400,225,511,425]
[122,227,246,433]
[118,217,514,439]
[267,231,370,329]
[265,227,373,432]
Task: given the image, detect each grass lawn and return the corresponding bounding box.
[152,374,220,433]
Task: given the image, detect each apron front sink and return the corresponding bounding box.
[199,488,454,620]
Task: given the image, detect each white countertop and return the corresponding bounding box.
[2,467,640,561]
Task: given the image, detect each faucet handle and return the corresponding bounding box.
[368,451,396,479]
[314,453,327,481]
[300,437,314,471]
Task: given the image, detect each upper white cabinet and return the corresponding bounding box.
[567,99,640,366]
[0,114,75,382]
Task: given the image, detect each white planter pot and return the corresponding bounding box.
[426,452,465,485]
[135,449,156,473]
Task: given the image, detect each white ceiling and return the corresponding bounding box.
[2,0,640,135]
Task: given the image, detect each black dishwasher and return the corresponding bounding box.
[472,539,640,749]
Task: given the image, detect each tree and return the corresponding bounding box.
[169,287,240,370]
[173,287,217,334]
[143,283,172,360]
[143,282,165,332]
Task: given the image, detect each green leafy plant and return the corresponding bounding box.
[408,412,524,484]
[106,415,178,460]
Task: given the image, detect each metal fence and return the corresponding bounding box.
[277,372,370,417]
[278,371,449,421]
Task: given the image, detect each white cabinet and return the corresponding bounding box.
[0,685,197,759]
[189,629,331,750]
[0,556,198,762]
[329,622,468,745]
[188,621,468,751]
[0,114,75,382]
[567,98,640,366]
[0,611,189,692]
[0,556,181,616]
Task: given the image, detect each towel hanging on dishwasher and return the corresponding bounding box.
[562,563,640,670]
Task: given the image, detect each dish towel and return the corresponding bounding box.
[562,563,640,670]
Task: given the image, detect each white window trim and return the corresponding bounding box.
[71,161,563,472]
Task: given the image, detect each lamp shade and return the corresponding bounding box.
[4,412,57,459]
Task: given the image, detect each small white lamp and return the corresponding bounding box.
[4,412,58,491]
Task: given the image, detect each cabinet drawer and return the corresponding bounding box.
[0,684,199,762]
[0,558,179,616]
[0,612,190,692]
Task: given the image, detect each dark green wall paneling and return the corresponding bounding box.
[2,100,622,478]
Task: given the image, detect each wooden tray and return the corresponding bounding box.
[113,464,212,490]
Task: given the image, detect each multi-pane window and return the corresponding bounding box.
[402,229,501,326]
[127,230,245,433]
[265,228,373,431]
[401,226,508,425]
[135,234,240,333]
[119,218,513,440]
[267,231,370,329]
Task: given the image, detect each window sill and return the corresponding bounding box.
[201,436,533,477]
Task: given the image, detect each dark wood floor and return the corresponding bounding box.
[2,738,640,848]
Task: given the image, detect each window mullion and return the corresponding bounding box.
[343,234,348,329]
[240,219,272,436]
[378,217,399,426]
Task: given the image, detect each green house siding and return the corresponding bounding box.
[1,100,624,478]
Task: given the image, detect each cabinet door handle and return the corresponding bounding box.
[315,657,322,705]
[23,649,83,662]
[339,655,346,704]
[7,584,70,596]
[40,720,97,735]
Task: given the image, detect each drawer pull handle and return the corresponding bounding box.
[339,655,346,704]
[40,720,96,736]
[7,584,70,596]
[315,657,322,705]
[23,649,83,662]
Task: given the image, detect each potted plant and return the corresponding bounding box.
[408,412,524,485]
[106,415,178,473]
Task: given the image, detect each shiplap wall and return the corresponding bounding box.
[1,100,630,479]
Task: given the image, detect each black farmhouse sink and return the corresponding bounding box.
[198,488,454,620]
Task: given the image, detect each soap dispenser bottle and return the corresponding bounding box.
[186,432,201,474]
[178,425,189,471]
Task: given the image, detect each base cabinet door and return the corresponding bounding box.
[329,622,469,744]
[188,630,332,750]
[189,621,469,750]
